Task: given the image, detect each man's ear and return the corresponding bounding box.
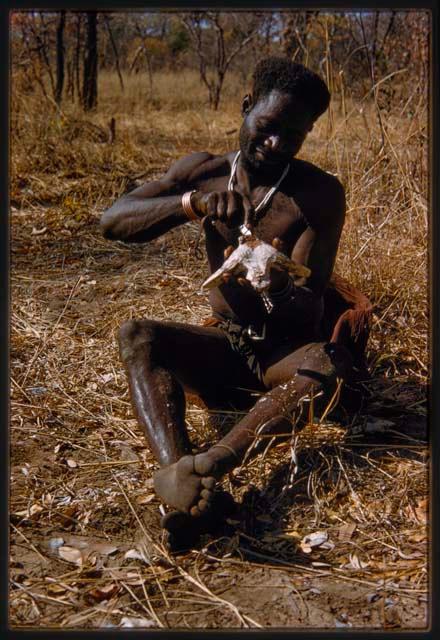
[241,94,253,116]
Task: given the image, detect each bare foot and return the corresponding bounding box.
[153,451,221,517]
[161,490,237,552]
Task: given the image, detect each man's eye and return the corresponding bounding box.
[257,123,274,134]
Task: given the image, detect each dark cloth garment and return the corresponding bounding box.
[203,273,373,383]
[207,317,266,383]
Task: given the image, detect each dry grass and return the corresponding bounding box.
[10,68,428,629]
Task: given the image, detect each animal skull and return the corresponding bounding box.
[202,237,311,293]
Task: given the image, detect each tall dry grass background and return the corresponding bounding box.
[11,68,429,380]
[10,62,429,629]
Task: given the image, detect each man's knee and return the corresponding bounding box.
[297,342,353,388]
[118,318,158,363]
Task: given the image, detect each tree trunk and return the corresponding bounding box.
[83,12,98,111]
[104,15,124,92]
[66,58,74,102]
[75,13,82,103]
[144,49,154,97]
[55,11,66,105]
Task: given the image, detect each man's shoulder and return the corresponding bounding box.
[165,151,232,187]
[290,158,344,196]
[288,158,345,227]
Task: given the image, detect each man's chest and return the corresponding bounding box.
[198,175,309,251]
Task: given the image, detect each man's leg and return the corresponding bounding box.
[118,318,262,513]
[153,341,354,516]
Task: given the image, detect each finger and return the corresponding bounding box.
[272,237,284,251]
[190,505,202,517]
[193,192,207,217]
[216,192,226,221]
[224,244,235,259]
[242,195,255,231]
[222,272,234,284]
[226,191,238,220]
[206,193,218,218]
[237,276,249,287]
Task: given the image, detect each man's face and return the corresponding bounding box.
[239,90,315,173]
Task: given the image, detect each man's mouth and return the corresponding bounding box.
[254,146,285,165]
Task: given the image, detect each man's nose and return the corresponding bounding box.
[263,135,281,151]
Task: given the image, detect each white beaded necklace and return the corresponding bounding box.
[227,150,290,216]
[227,150,290,317]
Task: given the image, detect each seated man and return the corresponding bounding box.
[100,57,372,543]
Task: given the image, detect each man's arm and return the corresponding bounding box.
[100,152,213,243]
[268,176,346,325]
[290,177,345,295]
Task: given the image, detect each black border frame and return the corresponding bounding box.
[2,1,438,638]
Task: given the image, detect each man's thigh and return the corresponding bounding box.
[148,319,263,401]
[262,341,353,390]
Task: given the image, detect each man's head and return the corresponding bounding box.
[239,57,330,173]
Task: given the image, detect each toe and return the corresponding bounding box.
[161,510,190,533]
[197,498,210,512]
[201,476,216,490]
[200,488,213,501]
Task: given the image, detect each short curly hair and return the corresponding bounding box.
[252,57,330,121]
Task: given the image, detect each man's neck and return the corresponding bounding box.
[237,153,291,190]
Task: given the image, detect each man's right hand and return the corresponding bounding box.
[192,190,254,229]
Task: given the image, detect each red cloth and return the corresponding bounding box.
[322,273,373,368]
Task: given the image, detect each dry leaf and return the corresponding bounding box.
[124,548,151,564]
[120,616,155,628]
[335,619,352,628]
[47,583,68,596]
[136,494,155,505]
[48,537,65,551]
[89,542,118,556]
[346,553,369,569]
[300,531,331,553]
[124,572,147,586]
[338,522,356,541]
[415,498,428,524]
[397,548,424,560]
[86,583,119,603]
[58,546,83,566]
[14,503,43,518]
[367,593,381,603]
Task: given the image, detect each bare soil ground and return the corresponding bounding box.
[10,206,428,630]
